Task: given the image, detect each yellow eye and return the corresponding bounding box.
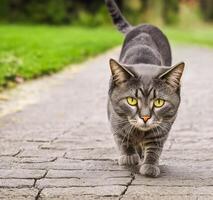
[154,99,165,108]
[127,97,138,106]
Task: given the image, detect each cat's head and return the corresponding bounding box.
[108,59,185,131]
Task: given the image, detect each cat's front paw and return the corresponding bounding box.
[118,154,140,166]
[139,164,160,177]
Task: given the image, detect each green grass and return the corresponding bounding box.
[0,25,122,88]
[164,26,213,48]
[0,24,213,89]
[164,2,213,47]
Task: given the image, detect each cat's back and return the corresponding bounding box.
[119,24,172,66]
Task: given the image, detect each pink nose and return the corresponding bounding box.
[142,115,150,123]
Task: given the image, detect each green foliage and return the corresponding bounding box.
[0,25,122,87]
[0,0,9,20]
[127,0,180,25]
[0,0,109,25]
[199,0,213,21]
[0,0,181,25]
[1,0,213,25]
[162,0,179,25]
[25,0,70,24]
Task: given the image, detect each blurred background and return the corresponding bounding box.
[0,0,212,90]
[1,0,213,26]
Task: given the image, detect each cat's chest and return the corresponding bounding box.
[130,129,145,145]
[129,129,158,146]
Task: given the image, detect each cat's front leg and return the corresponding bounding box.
[119,151,140,166]
[139,145,162,177]
[114,136,140,166]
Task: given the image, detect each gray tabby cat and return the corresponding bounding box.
[105,0,185,177]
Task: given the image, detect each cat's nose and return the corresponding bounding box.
[142,115,150,123]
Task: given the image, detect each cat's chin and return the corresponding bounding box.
[135,124,158,132]
[136,126,152,132]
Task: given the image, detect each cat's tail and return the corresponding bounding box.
[105,0,132,34]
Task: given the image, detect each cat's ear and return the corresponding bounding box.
[159,62,185,90]
[109,58,134,85]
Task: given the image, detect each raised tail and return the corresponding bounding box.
[105,0,132,34]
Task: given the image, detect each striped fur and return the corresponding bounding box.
[105,0,132,34]
[106,1,185,178]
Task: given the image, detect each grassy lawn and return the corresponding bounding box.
[0,25,122,88]
[164,26,213,48]
[0,24,213,89]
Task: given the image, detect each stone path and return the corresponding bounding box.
[0,45,213,199]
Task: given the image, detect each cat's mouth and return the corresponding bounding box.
[128,117,159,132]
[135,124,158,132]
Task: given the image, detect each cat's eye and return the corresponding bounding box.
[154,99,165,108]
[127,97,137,106]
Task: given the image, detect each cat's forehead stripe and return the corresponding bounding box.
[147,87,153,96]
[135,89,138,97]
[138,87,154,97]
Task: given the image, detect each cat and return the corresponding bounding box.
[105,0,185,177]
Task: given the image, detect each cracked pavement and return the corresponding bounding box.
[0,45,213,199]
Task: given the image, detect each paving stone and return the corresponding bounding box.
[197,196,213,200]
[0,179,34,187]
[36,177,131,188]
[0,169,46,179]
[169,137,213,150]
[161,149,213,161]
[0,156,57,170]
[15,159,125,171]
[39,195,118,200]
[0,46,212,199]
[18,156,57,163]
[64,148,118,160]
[122,195,198,200]
[40,186,126,197]
[0,188,38,200]
[46,169,130,178]
[124,186,213,196]
[0,156,19,168]
[0,146,20,156]
[18,149,65,158]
